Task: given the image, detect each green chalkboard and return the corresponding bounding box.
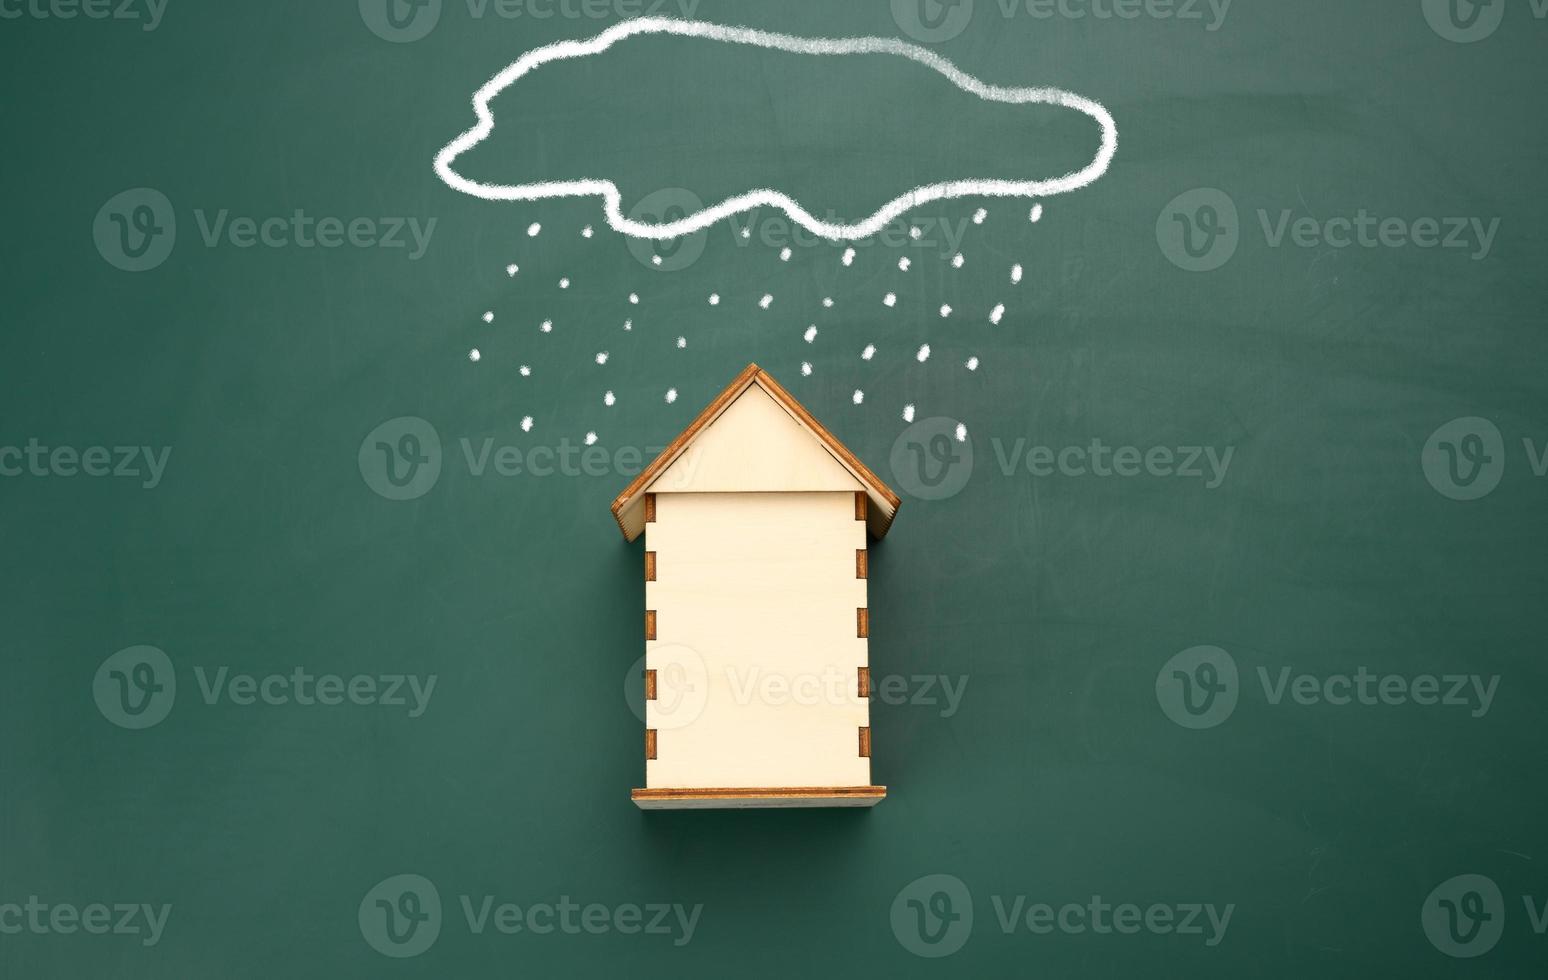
[2,1,1546,977]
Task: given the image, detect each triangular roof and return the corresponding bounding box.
[611,364,901,541]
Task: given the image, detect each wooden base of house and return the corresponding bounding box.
[631,786,887,810]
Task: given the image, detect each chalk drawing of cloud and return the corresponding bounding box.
[433,18,1117,242]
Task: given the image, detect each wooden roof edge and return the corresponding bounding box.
[608,362,762,524]
[608,363,903,539]
[750,367,903,513]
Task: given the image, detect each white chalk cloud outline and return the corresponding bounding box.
[433,17,1118,241]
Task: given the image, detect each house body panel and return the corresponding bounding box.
[645,491,870,790]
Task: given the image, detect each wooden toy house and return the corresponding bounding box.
[611,364,901,809]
